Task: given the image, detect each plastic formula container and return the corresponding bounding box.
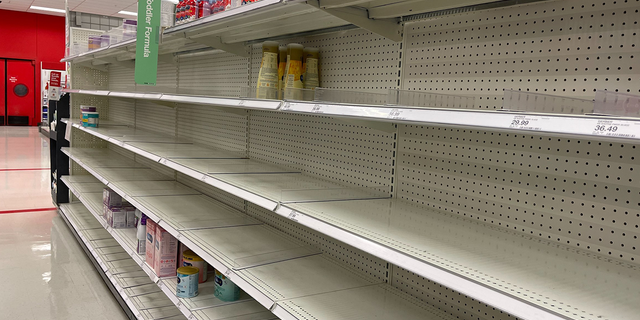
[176,267,199,298]
[183,250,207,283]
[82,111,99,128]
[214,269,240,302]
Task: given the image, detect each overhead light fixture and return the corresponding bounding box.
[30,5,65,13]
[118,10,138,16]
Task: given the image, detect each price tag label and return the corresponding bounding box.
[388,109,405,120]
[288,210,299,222]
[176,301,182,308]
[238,100,246,106]
[224,269,232,277]
[188,314,195,320]
[312,104,324,113]
[592,120,637,138]
[159,158,167,165]
[158,281,163,288]
[281,102,291,111]
[200,175,208,182]
[508,115,543,131]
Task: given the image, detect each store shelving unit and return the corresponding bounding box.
[60,146,456,320]
[59,1,640,320]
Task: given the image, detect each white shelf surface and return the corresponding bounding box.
[63,175,277,320]
[64,147,458,320]
[276,198,640,320]
[64,120,390,210]
[62,89,283,111]
[63,137,640,318]
[59,203,187,320]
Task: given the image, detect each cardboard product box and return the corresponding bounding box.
[145,219,157,268]
[154,225,178,278]
[125,206,136,228]
[103,188,122,207]
[108,206,127,228]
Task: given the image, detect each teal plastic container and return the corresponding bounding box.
[214,270,240,301]
[82,111,99,128]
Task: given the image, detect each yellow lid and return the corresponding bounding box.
[183,250,204,261]
[177,266,199,275]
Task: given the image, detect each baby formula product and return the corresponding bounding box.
[283,43,304,100]
[214,270,240,301]
[82,111,99,128]
[154,225,178,277]
[145,219,157,267]
[183,250,207,283]
[256,41,279,100]
[176,267,199,298]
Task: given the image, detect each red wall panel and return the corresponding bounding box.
[0,10,65,126]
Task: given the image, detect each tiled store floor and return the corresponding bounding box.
[0,127,128,320]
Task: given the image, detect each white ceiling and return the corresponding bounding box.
[0,0,138,18]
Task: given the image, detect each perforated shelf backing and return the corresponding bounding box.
[71,64,109,91]
[176,104,248,153]
[397,124,640,264]
[245,203,389,283]
[178,50,249,97]
[402,0,640,112]
[250,29,401,92]
[248,111,396,191]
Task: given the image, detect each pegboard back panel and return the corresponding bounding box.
[176,173,247,212]
[250,29,401,93]
[71,64,109,91]
[396,124,640,264]
[70,27,103,47]
[245,203,389,283]
[134,101,177,135]
[70,93,109,121]
[248,110,396,190]
[108,65,136,92]
[402,0,640,112]
[392,266,515,320]
[108,97,135,126]
[176,105,248,153]
[178,51,248,97]
[157,61,178,90]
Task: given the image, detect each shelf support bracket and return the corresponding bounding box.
[310,1,403,42]
[186,35,250,57]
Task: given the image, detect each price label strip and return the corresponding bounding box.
[508,115,544,130]
[311,104,324,113]
[591,120,638,138]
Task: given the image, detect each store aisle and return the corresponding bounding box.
[0,127,128,320]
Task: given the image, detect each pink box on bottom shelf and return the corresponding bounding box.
[145,219,157,268]
[154,225,178,278]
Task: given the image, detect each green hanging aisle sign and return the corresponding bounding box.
[135,0,161,85]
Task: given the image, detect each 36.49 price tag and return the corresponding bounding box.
[591,120,637,138]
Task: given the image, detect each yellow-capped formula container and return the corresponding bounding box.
[256,41,279,100]
[183,250,208,283]
[277,46,287,100]
[303,47,320,90]
[283,43,304,100]
[176,266,199,298]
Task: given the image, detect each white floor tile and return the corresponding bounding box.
[0,127,128,320]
